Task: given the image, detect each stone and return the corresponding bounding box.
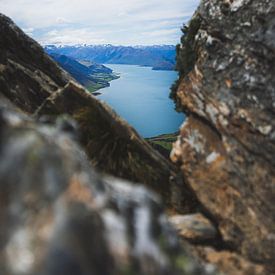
[193,247,265,275]
[172,0,275,273]
[0,106,211,275]
[0,14,70,113]
[169,214,218,243]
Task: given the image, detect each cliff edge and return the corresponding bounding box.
[172,0,275,273]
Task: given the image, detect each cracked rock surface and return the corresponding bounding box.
[172,0,275,273]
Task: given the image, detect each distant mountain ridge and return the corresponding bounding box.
[49,53,119,93]
[45,44,176,71]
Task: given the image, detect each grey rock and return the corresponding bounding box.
[169,214,218,243]
[0,106,210,275]
[172,0,275,273]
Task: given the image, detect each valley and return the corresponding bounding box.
[49,53,119,93]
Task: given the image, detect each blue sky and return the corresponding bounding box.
[0,0,199,45]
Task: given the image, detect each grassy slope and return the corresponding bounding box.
[88,73,120,93]
[146,132,179,159]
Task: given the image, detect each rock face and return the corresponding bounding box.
[171,0,275,273]
[0,105,209,275]
[0,14,70,113]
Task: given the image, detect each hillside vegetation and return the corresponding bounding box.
[50,53,119,93]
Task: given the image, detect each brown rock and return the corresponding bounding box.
[169,213,218,243]
[172,0,275,272]
[194,247,265,275]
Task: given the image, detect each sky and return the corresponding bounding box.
[0,0,200,46]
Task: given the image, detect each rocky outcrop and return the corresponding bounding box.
[0,14,71,113]
[0,105,212,275]
[171,0,275,273]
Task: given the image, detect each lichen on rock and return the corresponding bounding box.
[172,0,275,273]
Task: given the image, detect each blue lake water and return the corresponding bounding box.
[98,64,184,138]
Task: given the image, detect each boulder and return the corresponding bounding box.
[171,0,275,272]
[0,105,211,275]
[169,213,218,243]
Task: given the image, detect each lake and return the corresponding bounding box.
[98,64,184,138]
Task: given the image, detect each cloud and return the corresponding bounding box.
[56,17,71,24]
[142,29,179,38]
[39,28,107,45]
[0,0,200,45]
[22,27,34,36]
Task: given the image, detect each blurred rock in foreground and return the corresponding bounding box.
[0,105,212,275]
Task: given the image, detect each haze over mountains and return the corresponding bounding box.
[45,44,176,71]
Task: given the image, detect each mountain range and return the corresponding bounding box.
[49,53,119,93]
[45,44,176,71]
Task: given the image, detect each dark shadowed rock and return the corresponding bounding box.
[0,14,71,113]
[171,0,275,273]
[0,106,212,275]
